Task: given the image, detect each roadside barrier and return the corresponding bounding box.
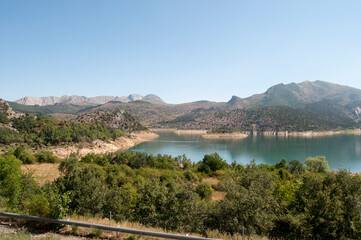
[0,211,220,240]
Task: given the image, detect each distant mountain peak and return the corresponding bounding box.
[227,95,242,104]
[15,94,165,106]
[227,80,361,108]
[142,94,166,105]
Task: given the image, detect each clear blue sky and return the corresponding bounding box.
[1,0,361,104]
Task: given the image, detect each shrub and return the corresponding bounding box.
[198,153,228,173]
[13,146,36,164]
[35,150,59,163]
[196,182,214,200]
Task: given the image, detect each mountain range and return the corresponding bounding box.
[7,80,361,131]
[227,80,361,108]
[15,93,165,106]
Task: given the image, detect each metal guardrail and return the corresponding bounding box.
[0,212,220,240]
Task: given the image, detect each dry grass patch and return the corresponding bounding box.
[212,191,226,201]
[202,177,219,185]
[21,163,60,186]
[63,215,206,239]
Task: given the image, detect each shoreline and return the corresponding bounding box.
[48,131,159,159]
[202,132,249,139]
[261,129,361,137]
[150,128,361,138]
[151,128,207,135]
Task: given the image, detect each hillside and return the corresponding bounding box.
[227,80,361,108]
[84,100,225,126]
[0,98,16,117]
[9,101,96,115]
[9,81,361,131]
[161,101,359,132]
[76,110,147,131]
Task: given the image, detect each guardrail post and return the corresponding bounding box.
[109,211,112,237]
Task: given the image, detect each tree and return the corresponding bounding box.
[0,155,23,209]
[198,153,228,173]
[288,159,305,175]
[304,156,329,173]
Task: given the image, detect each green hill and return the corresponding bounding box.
[162,101,359,131]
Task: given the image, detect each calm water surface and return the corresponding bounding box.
[128,131,361,172]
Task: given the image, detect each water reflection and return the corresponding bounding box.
[128,131,361,173]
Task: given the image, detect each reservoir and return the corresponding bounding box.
[129,131,361,173]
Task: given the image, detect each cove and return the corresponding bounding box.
[128,131,361,173]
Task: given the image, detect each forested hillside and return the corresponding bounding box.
[76,110,147,131]
[0,115,124,146]
[161,101,359,131]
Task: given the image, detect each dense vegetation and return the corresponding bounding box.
[0,149,360,239]
[0,115,124,146]
[164,101,360,132]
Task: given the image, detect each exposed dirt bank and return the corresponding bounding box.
[202,132,249,139]
[152,128,361,138]
[151,128,207,135]
[261,129,361,137]
[175,130,208,135]
[47,131,159,159]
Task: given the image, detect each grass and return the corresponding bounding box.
[0,231,60,240]
[0,216,270,240]
[21,163,60,186]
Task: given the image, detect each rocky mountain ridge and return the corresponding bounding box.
[15,94,165,106]
[9,81,361,131]
[228,80,361,108]
[0,99,15,117]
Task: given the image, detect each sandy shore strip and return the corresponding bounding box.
[202,132,249,139]
[48,131,159,159]
[261,129,361,137]
[150,128,207,135]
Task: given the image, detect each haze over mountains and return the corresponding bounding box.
[15,94,165,106]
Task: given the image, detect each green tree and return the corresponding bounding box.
[0,155,23,209]
[198,153,228,173]
[304,156,329,173]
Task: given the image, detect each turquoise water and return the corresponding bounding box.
[128,131,361,172]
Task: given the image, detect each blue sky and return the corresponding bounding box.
[1,0,361,104]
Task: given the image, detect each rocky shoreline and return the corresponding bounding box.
[47,131,159,159]
[260,129,361,137]
[151,128,361,139]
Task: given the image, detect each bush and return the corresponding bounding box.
[198,153,228,173]
[196,182,214,200]
[35,150,59,163]
[13,146,36,164]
